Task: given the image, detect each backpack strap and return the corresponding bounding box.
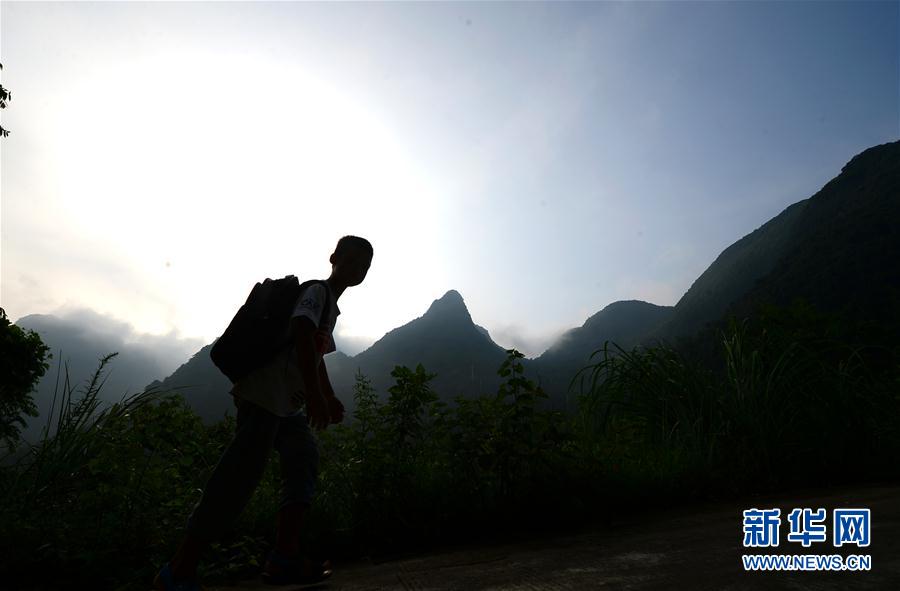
[317,279,334,329]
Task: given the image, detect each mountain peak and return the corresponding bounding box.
[424,289,472,321]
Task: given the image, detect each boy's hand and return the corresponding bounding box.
[326,394,345,424]
[304,392,330,431]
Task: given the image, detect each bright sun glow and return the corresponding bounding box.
[46,48,446,345]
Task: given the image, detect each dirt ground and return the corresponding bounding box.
[207,484,899,590]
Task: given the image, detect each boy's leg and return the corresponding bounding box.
[274,502,307,558]
[168,399,282,580]
[272,411,320,558]
[167,531,206,582]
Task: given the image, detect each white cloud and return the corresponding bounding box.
[32,304,205,375]
[487,322,570,359]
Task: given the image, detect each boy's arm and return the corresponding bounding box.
[290,315,329,429]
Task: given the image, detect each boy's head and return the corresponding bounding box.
[330,235,373,287]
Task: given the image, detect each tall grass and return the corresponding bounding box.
[573,313,900,498]
[0,352,237,589]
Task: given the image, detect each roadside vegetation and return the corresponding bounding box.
[1,300,897,589]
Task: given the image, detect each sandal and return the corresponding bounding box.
[262,550,333,586]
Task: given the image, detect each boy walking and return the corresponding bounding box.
[154,235,373,590]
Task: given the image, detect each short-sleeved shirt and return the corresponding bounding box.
[230,281,340,417]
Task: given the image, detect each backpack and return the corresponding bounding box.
[210,275,332,384]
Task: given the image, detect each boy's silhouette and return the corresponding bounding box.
[154,235,373,590]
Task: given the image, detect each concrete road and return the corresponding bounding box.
[207,484,899,590]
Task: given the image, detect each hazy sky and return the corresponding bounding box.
[2,1,897,360]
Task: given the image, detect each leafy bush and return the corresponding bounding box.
[0,307,50,454]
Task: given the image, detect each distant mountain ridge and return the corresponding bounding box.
[531,300,674,405]
[141,289,510,422]
[647,139,900,352]
[144,343,234,424]
[646,199,810,343]
[16,140,899,427]
[347,289,509,400]
[13,312,195,442]
[723,140,900,340]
